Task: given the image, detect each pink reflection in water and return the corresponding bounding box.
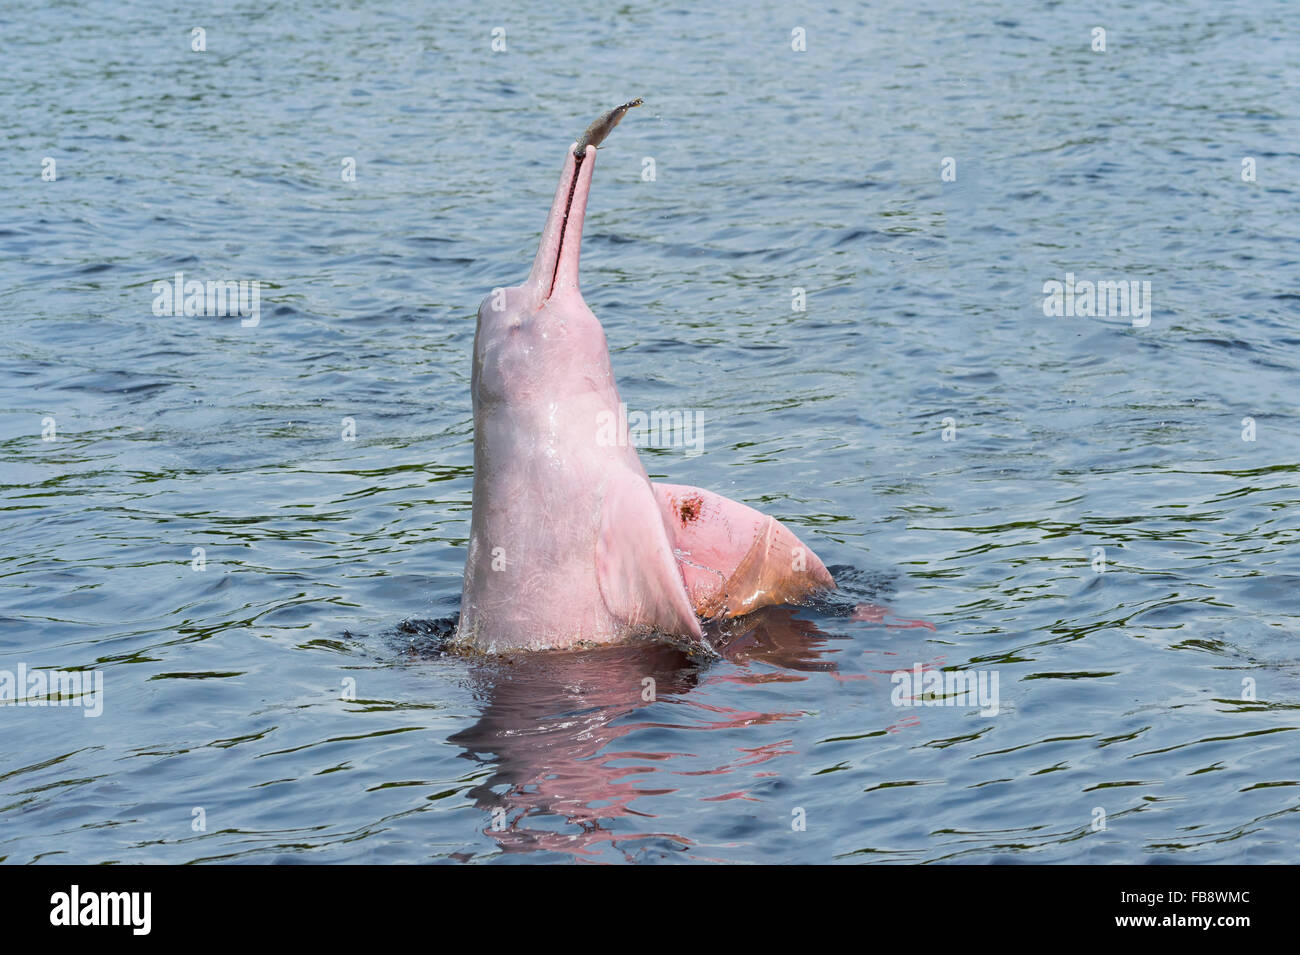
[447,602,936,860]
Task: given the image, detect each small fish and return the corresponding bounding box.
[574,98,644,156]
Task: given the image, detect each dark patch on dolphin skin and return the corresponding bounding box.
[676,493,704,523]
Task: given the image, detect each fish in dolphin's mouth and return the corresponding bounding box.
[574,98,643,155]
[542,99,644,302]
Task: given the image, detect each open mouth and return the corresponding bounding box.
[548,150,586,300]
[524,102,642,304]
[528,146,595,303]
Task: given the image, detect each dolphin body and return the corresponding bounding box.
[455,108,834,652]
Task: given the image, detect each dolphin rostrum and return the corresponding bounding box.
[455,101,834,652]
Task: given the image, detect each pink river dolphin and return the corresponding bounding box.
[455,103,834,652]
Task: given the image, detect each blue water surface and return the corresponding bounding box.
[2,0,1298,863]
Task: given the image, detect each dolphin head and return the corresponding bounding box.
[476,95,645,343]
[479,142,595,319]
[525,144,594,302]
[471,145,609,413]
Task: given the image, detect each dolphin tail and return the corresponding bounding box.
[652,483,835,620]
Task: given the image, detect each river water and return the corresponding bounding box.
[2,0,1298,863]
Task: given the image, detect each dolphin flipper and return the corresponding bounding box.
[652,483,835,620]
[597,473,705,640]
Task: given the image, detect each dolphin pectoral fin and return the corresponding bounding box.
[652,483,836,620]
[596,473,704,641]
